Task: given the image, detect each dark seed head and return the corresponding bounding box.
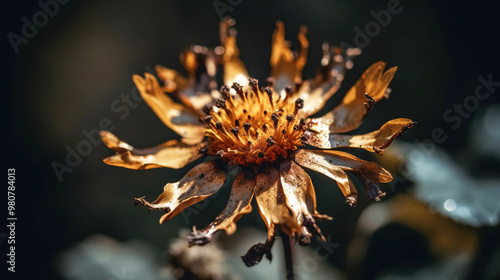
[232,82,244,96]
[249,78,259,90]
[286,114,294,122]
[215,99,226,109]
[235,119,240,127]
[230,127,239,135]
[198,147,208,154]
[215,121,223,130]
[203,115,213,124]
[295,98,304,109]
[220,85,230,99]
[202,105,212,115]
[243,122,251,131]
[258,152,265,158]
[285,86,293,94]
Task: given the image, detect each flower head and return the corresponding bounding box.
[101,18,414,266]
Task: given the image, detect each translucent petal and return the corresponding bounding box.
[133,161,227,224]
[155,65,213,114]
[254,166,301,240]
[294,150,358,206]
[187,170,255,246]
[132,73,205,144]
[305,118,415,155]
[100,131,203,170]
[316,62,397,133]
[270,21,308,94]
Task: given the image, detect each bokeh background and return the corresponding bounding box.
[4,0,500,279]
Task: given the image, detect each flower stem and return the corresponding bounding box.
[280,230,294,280]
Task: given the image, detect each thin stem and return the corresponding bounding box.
[280,230,294,280]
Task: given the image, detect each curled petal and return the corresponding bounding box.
[279,161,330,245]
[294,150,358,207]
[295,149,392,201]
[220,18,249,87]
[254,166,301,241]
[305,118,415,155]
[132,73,205,144]
[293,44,360,118]
[270,21,308,94]
[133,161,227,223]
[316,61,397,133]
[100,131,203,170]
[187,170,255,246]
[155,65,213,114]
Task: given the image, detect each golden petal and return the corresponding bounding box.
[294,149,358,206]
[155,65,213,114]
[254,166,301,241]
[295,149,392,183]
[210,170,255,235]
[100,131,203,170]
[133,161,227,223]
[292,45,357,118]
[279,160,330,244]
[220,19,249,87]
[279,161,330,221]
[270,21,308,94]
[188,170,255,246]
[319,62,397,133]
[132,73,205,144]
[305,118,415,155]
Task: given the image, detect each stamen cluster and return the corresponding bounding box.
[201,78,308,166]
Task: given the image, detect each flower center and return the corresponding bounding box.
[201,78,308,166]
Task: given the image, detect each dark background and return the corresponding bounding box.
[3,0,500,279]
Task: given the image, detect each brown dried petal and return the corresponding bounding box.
[279,160,329,243]
[133,73,205,144]
[188,170,255,246]
[294,149,391,202]
[299,149,392,183]
[305,118,415,155]
[101,131,203,170]
[294,150,358,206]
[155,65,213,114]
[320,61,397,133]
[254,166,302,241]
[133,161,227,224]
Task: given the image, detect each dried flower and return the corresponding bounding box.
[101,18,413,266]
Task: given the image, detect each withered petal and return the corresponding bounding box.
[294,149,391,202]
[100,131,204,170]
[316,61,397,133]
[220,18,249,87]
[187,170,255,246]
[294,150,358,206]
[305,118,415,154]
[155,65,213,114]
[132,73,205,144]
[279,160,330,244]
[292,45,359,118]
[254,166,302,241]
[303,149,393,183]
[270,21,308,95]
[133,161,227,223]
